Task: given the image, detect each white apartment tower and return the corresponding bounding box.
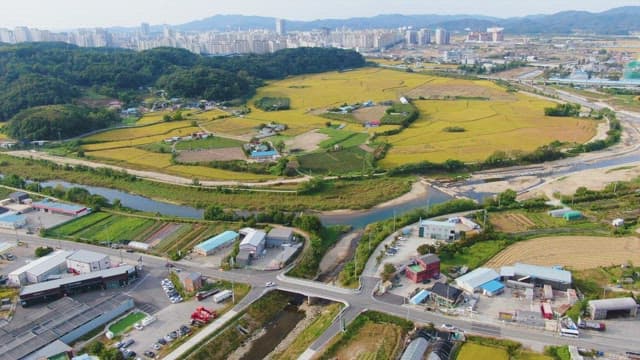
[435,28,450,45]
[276,19,286,36]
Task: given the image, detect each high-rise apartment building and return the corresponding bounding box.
[435,28,450,45]
[276,19,286,36]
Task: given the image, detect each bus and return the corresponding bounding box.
[560,328,579,338]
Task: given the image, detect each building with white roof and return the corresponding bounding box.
[588,297,638,320]
[8,250,73,286]
[418,220,458,241]
[66,250,111,274]
[500,263,572,290]
[239,228,266,256]
[455,267,502,295]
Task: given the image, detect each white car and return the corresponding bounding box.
[440,323,457,331]
[134,322,144,330]
[265,281,276,287]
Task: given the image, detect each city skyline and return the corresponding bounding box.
[1,0,639,30]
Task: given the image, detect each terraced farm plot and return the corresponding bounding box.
[298,147,371,174]
[329,322,404,360]
[136,111,172,125]
[85,121,198,142]
[484,236,640,270]
[83,126,201,151]
[177,148,246,163]
[48,212,112,237]
[142,223,186,247]
[379,96,597,166]
[201,117,263,137]
[175,136,244,151]
[490,212,537,232]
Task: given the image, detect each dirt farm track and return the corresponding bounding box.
[484,236,640,270]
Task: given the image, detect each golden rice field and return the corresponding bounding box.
[136,110,172,125]
[87,147,273,181]
[484,236,640,270]
[379,95,597,166]
[201,117,264,137]
[83,126,201,151]
[85,121,196,142]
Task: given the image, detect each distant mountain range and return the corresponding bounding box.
[122,6,640,35]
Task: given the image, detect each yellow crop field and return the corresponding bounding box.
[85,121,197,142]
[484,236,640,270]
[457,343,509,360]
[83,126,201,151]
[88,147,273,181]
[201,117,264,137]
[136,111,172,125]
[379,95,597,166]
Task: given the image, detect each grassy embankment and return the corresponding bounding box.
[0,154,412,211]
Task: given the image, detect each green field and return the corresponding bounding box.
[48,212,112,237]
[108,311,146,335]
[175,136,244,151]
[457,343,509,360]
[298,147,372,174]
[75,215,155,243]
[439,240,508,273]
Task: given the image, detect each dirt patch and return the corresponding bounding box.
[490,213,536,233]
[318,230,362,281]
[176,148,246,162]
[406,82,515,101]
[285,130,329,152]
[485,236,640,270]
[352,105,388,123]
[333,322,403,360]
[145,223,182,247]
[359,144,375,153]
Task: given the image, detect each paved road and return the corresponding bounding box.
[7,229,640,358]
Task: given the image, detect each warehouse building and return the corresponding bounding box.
[66,250,111,274]
[588,297,638,320]
[455,267,504,296]
[19,265,137,306]
[32,199,91,217]
[266,227,294,247]
[179,271,203,292]
[418,220,458,241]
[0,212,27,229]
[239,228,266,256]
[500,263,572,290]
[8,250,73,286]
[194,230,239,256]
[9,191,30,204]
[1,295,133,360]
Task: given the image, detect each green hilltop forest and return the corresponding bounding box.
[0,43,365,140]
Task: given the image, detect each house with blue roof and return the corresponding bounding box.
[250,150,280,162]
[0,212,27,229]
[194,231,239,256]
[455,267,504,296]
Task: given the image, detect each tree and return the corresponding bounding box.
[85,341,104,356]
[35,246,54,257]
[497,189,517,207]
[163,114,172,122]
[204,204,224,220]
[274,140,285,153]
[381,263,396,282]
[417,244,436,255]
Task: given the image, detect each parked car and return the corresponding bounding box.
[134,322,144,330]
[440,323,457,331]
[143,350,156,358]
[121,339,135,348]
[152,343,161,350]
[157,338,167,345]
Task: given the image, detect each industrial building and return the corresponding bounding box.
[406,254,440,283]
[500,263,572,290]
[430,282,463,308]
[588,297,638,320]
[32,199,91,217]
[418,220,458,241]
[239,228,266,256]
[19,265,138,306]
[0,212,27,229]
[66,250,111,274]
[455,267,504,296]
[266,227,294,247]
[193,230,239,256]
[0,295,133,360]
[9,191,30,204]
[8,250,73,286]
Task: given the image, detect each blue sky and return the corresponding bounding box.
[2,0,639,30]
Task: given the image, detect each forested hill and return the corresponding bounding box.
[0,43,366,122]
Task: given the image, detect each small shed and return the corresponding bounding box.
[409,289,430,305]
[9,192,30,204]
[563,211,583,221]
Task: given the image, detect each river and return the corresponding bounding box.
[35,179,453,228]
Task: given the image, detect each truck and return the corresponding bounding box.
[577,317,606,331]
[213,290,233,303]
[141,315,157,327]
[196,289,219,301]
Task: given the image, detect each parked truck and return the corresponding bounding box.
[213,290,233,303]
[578,317,606,331]
[196,289,219,301]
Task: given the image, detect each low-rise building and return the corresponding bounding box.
[430,282,463,308]
[239,228,266,256]
[406,254,440,283]
[588,297,638,320]
[418,220,458,241]
[9,191,30,204]
[32,199,91,217]
[455,267,503,296]
[0,213,27,229]
[266,227,294,248]
[66,250,111,274]
[194,230,239,256]
[501,263,572,290]
[179,271,202,292]
[8,250,73,286]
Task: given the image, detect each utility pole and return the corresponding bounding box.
[393,210,396,233]
[232,280,236,304]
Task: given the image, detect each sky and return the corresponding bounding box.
[2,0,639,30]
